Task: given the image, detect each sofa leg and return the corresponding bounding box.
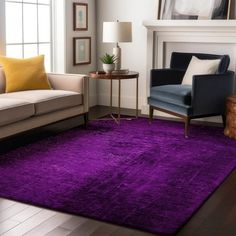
[184,117,190,138]
[222,114,226,128]
[83,112,89,127]
[149,106,154,123]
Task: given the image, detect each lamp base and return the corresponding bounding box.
[113,45,121,70]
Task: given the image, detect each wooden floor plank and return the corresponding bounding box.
[10,206,42,223]
[130,229,156,236]
[67,220,101,236]
[23,212,72,236]
[45,227,71,236]
[0,219,20,235]
[2,209,56,236]
[0,203,29,223]
[60,216,87,231]
[90,222,118,236]
[0,199,16,213]
[111,226,134,236]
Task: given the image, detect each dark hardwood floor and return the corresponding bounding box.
[0,106,236,236]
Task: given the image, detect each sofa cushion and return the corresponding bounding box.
[182,56,220,85]
[0,98,35,126]
[1,90,83,115]
[150,85,192,107]
[0,55,51,93]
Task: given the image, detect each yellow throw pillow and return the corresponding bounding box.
[0,55,51,93]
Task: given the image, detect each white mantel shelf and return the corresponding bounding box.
[143,20,236,32]
[143,19,236,70]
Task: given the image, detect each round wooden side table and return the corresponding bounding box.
[224,96,236,139]
[89,71,139,124]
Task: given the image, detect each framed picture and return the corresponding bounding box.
[212,0,231,19]
[159,0,231,20]
[73,3,88,31]
[73,37,91,65]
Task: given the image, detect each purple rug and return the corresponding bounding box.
[0,118,236,236]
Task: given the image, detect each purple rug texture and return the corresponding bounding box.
[0,118,236,236]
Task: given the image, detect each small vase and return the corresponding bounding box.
[103,63,115,74]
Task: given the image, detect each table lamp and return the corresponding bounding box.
[103,21,132,71]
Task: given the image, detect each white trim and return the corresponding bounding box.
[0,0,6,55]
[143,20,236,31]
[52,0,66,73]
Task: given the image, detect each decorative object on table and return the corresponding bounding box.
[1,118,236,236]
[112,69,129,74]
[73,2,88,31]
[224,96,236,139]
[148,52,235,138]
[73,37,91,65]
[100,53,117,74]
[158,0,231,20]
[103,21,132,71]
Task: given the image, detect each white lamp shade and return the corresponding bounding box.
[103,22,132,43]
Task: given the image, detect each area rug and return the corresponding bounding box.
[0,118,236,236]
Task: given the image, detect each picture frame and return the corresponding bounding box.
[73,3,88,31]
[212,0,231,19]
[157,0,162,19]
[73,37,91,65]
[158,0,231,20]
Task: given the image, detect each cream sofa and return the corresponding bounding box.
[0,68,89,139]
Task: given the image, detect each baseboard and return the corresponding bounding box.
[98,94,146,110]
[89,94,98,107]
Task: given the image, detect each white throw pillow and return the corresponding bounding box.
[182,56,221,85]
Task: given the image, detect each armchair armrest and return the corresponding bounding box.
[151,69,185,87]
[192,71,235,116]
[47,73,89,113]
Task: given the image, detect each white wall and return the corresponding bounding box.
[96,0,157,109]
[64,0,97,107]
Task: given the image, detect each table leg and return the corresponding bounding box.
[136,77,139,118]
[118,79,121,124]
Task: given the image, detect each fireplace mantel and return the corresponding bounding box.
[143,20,236,68]
[142,20,236,116]
[143,20,236,32]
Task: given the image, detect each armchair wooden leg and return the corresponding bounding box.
[184,117,190,138]
[222,114,226,128]
[149,106,154,123]
[83,112,89,128]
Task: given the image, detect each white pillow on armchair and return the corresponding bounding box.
[182,56,220,85]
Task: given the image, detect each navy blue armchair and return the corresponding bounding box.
[148,52,235,137]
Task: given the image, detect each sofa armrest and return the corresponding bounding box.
[192,71,235,116]
[47,73,89,113]
[151,69,185,87]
